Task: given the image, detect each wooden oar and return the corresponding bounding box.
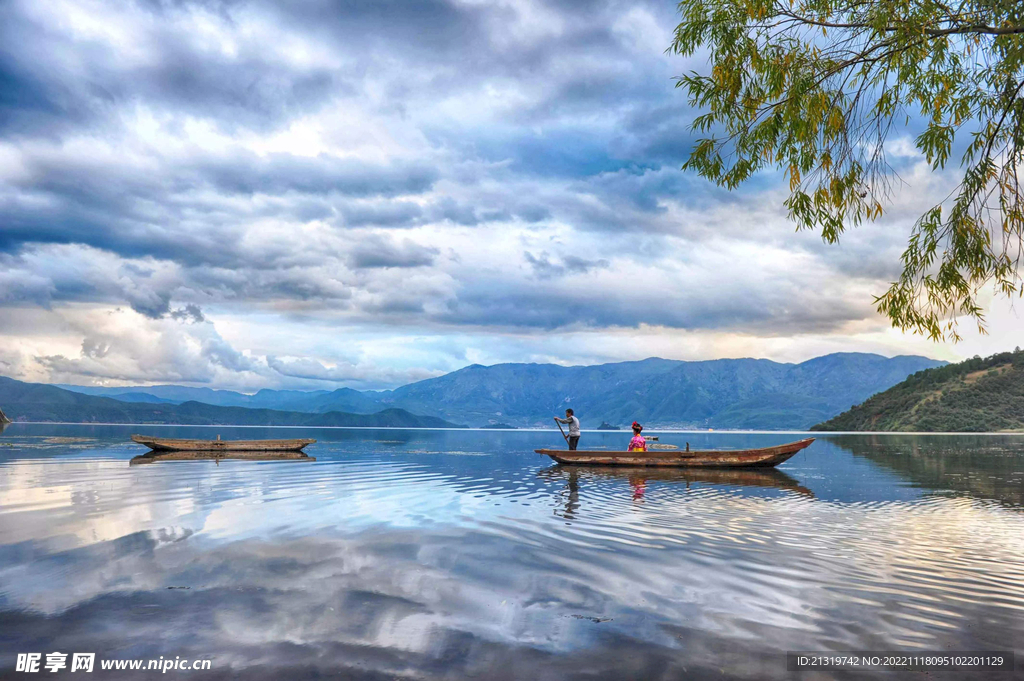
[554,418,569,445]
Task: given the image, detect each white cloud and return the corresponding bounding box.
[0,0,1017,389]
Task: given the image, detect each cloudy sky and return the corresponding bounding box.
[0,0,1020,391]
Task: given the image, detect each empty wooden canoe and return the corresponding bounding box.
[131,435,315,452]
[535,437,814,468]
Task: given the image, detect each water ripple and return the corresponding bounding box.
[1,427,1023,678]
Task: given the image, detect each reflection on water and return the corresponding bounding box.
[130,451,317,465]
[829,434,1024,508]
[539,466,815,520]
[0,424,1022,679]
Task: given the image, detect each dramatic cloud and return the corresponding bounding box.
[524,252,610,279]
[348,236,440,269]
[0,0,1017,388]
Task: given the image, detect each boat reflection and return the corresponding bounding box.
[539,465,813,519]
[129,451,316,466]
[540,464,812,494]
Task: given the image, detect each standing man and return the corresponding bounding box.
[554,408,581,451]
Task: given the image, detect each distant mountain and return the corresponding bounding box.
[97,391,178,404]
[0,377,459,428]
[57,384,336,409]
[58,383,393,415]
[58,352,944,429]
[371,353,945,429]
[273,387,389,414]
[812,350,1024,432]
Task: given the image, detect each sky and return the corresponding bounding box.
[0,0,1021,391]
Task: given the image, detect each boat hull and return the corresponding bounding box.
[131,435,315,453]
[535,437,813,468]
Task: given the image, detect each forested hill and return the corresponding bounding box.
[0,377,459,428]
[812,350,1024,432]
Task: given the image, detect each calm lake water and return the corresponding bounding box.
[1,425,1022,679]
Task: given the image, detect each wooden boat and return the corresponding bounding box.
[130,451,316,465]
[535,437,814,468]
[131,434,315,453]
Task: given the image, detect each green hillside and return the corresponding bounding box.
[812,350,1024,432]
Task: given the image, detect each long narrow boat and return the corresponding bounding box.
[535,437,814,468]
[131,434,315,453]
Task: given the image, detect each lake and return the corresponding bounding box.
[1,425,1022,679]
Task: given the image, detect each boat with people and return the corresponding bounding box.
[535,437,814,468]
[131,434,316,453]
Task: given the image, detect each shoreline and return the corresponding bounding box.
[3,422,1024,435]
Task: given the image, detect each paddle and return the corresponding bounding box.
[553,417,569,445]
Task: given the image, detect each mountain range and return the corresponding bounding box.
[0,377,458,428]
[52,352,945,429]
[813,350,1024,432]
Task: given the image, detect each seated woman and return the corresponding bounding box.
[628,421,646,452]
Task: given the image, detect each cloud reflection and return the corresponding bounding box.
[1,430,1023,678]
